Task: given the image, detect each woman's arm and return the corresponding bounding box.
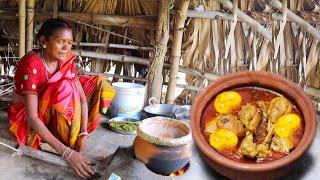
[75,80,89,151]
[23,94,94,178]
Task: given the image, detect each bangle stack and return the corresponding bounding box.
[66,150,73,160]
[77,132,89,137]
[62,147,73,160]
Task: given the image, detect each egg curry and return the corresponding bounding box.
[203,87,304,163]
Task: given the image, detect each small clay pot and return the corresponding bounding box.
[191,71,317,179]
[133,117,192,175]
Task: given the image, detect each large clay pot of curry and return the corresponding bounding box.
[191,71,317,179]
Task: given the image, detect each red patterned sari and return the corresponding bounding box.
[8,50,115,149]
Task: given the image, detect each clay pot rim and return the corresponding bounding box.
[191,71,317,172]
[137,116,192,147]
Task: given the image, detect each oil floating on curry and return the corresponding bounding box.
[202,87,304,163]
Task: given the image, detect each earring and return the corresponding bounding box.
[43,45,46,49]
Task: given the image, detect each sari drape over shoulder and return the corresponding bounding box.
[8,51,116,149]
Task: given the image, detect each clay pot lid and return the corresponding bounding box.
[137,116,192,147]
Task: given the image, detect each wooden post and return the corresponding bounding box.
[18,0,26,58]
[147,0,170,102]
[53,0,58,18]
[165,0,190,104]
[26,0,35,53]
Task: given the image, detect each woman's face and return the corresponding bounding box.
[42,28,73,61]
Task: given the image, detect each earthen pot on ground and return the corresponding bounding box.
[191,71,317,179]
[133,116,192,175]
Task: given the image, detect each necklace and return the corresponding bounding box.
[40,48,49,80]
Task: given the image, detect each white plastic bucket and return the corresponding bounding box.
[111,82,146,120]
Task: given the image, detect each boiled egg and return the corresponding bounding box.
[209,129,238,151]
[275,113,301,138]
[213,91,242,114]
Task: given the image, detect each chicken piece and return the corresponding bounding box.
[253,101,269,144]
[205,118,218,134]
[262,97,292,142]
[253,117,268,144]
[257,143,271,158]
[216,114,245,138]
[271,136,294,153]
[238,103,262,131]
[263,125,275,144]
[239,133,272,158]
[267,97,292,123]
[257,101,268,118]
[239,132,258,158]
[255,97,292,144]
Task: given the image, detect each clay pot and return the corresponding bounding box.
[191,71,317,179]
[133,116,192,175]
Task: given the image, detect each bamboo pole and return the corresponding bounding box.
[18,145,68,167]
[87,72,202,92]
[165,0,190,104]
[2,10,320,24]
[64,17,144,45]
[72,42,153,51]
[305,86,320,99]
[53,0,58,18]
[186,9,271,24]
[273,0,287,61]
[26,0,35,53]
[224,0,238,66]
[147,0,170,102]
[34,12,157,30]
[186,10,234,21]
[272,13,319,24]
[219,0,272,42]
[18,0,26,58]
[72,50,150,65]
[95,73,147,82]
[272,0,320,41]
[72,49,220,82]
[0,46,18,51]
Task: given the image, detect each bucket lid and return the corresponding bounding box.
[112,82,145,89]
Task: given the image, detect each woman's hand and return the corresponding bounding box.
[76,135,88,152]
[67,150,94,179]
